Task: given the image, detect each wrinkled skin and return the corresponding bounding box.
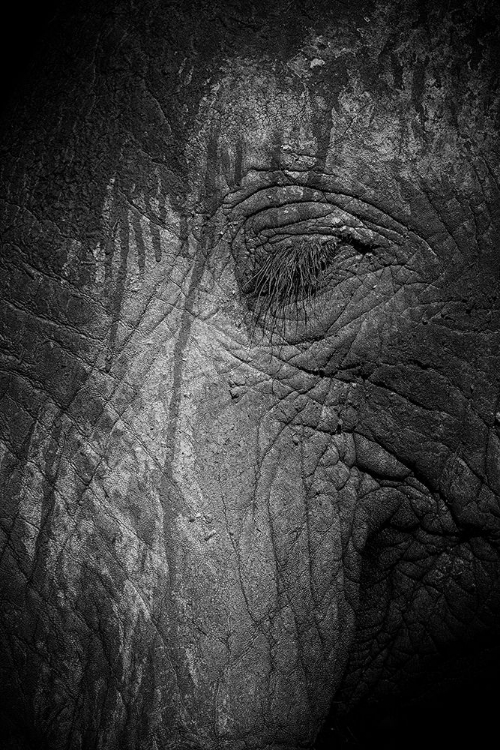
[1,1,500,748]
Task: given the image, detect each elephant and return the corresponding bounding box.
[1,0,499,747]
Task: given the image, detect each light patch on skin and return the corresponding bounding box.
[215,690,232,736]
[171,344,221,516]
[190,11,497,202]
[190,61,378,189]
[184,646,200,687]
[189,59,319,188]
[16,371,173,634]
[61,237,82,278]
[118,578,155,663]
[92,238,107,287]
[100,174,116,232]
[288,30,362,79]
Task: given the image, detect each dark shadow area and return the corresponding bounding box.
[0,1,66,113]
[316,654,500,749]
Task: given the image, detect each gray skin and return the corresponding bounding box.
[1,0,500,748]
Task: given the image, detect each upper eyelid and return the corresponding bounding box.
[263,222,389,248]
[225,188,405,247]
[248,201,336,233]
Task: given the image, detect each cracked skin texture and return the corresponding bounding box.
[0,0,500,748]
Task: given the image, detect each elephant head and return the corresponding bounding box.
[1,1,499,748]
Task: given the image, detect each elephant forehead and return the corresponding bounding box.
[190,13,496,195]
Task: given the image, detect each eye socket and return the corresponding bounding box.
[229,185,389,330]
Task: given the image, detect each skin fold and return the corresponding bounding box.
[0,0,499,747]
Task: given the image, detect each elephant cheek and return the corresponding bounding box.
[164,367,363,746]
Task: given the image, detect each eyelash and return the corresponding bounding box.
[241,232,376,321]
[243,238,338,309]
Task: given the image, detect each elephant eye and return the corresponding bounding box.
[242,238,338,309]
[241,230,376,323]
[230,185,387,329]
